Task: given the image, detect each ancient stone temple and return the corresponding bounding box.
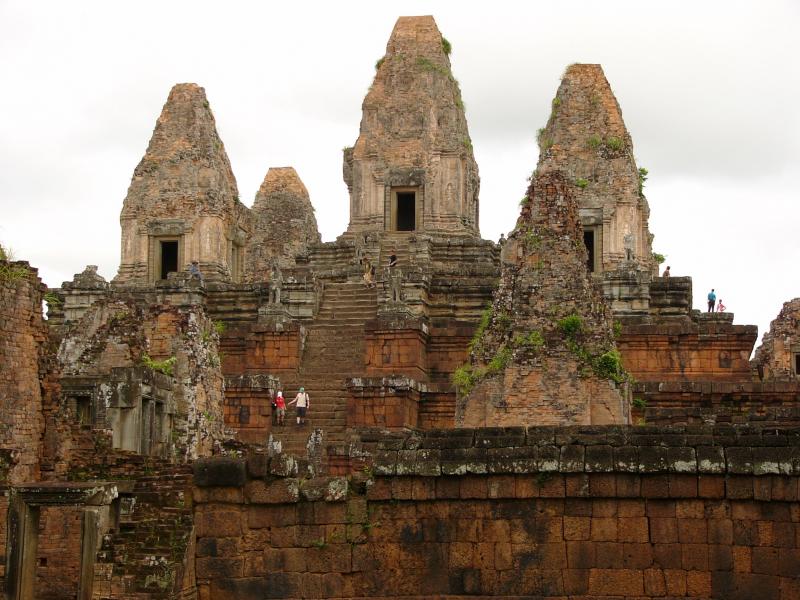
[344,16,479,235]
[537,64,654,276]
[114,83,250,285]
[2,14,800,600]
[457,171,629,427]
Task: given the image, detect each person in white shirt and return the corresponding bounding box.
[288,387,310,425]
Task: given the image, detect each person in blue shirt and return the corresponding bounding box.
[707,288,716,312]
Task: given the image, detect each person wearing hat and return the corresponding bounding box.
[288,387,310,425]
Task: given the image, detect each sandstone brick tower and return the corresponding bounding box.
[457,171,629,427]
[114,84,250,285]
[537,64,654,276]
[343,16,479,236]
[245,166,320,279]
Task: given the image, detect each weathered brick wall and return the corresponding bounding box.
[0,261,48,483]
[632,381,800,426]
[223,387,273,444]
[364,326,427,381]
[221,327,301,376]
[619,317,757,383]
[193,426,800,599]
[36,506,82,599]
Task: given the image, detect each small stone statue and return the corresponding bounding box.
[389,266,404,303]
[623,232,635,261]
[268,264,283,304]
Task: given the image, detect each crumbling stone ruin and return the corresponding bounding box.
[1,14,799,600]
[753,298,800,381]
[457,171,629,427]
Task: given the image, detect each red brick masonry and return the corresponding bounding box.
[192,425,800,599]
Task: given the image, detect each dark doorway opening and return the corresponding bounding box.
[583,230,595,272]
[160,241,178,279]
[397,192,416,231]
[795,353,800,376]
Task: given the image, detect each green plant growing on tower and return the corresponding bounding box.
[606,136,624,151]
[587,135,601,149]
[632,397,647,409]
[43,291,62,306]
[556,314,583,339]
[652,252,666,265]
[375,56,385,70]
[552,97,561,108]
[513,331,544,351]
[441,36,452,56]
[486,346,512,374]
[638,167,649,194]
[575,178,589,189]
[141,354,177,377]
[593,349,625,383]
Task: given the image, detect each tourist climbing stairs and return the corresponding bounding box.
[267,281,377,460]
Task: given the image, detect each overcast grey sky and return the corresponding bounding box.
[1,0,797,347]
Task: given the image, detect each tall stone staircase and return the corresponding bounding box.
[268,281,378,459]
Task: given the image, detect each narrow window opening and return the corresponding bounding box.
[75,396,92,425]
[396,192,416,231]
[794,353,800,376]
[160,241,178,279]
[583,230,595,272]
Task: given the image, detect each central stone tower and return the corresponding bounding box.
[343,16,480,236]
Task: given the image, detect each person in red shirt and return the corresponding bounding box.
[275,391,286,426]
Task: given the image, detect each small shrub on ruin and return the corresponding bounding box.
[593,349,625,383]
[519,195,530,207]
[141,354,177,377]
[638,166,649,194]
[539,137,554,151]
[514,331,544,351]
[613,321,623,338]
[556,314,583,338]
[452,364,481,395]
[441,36,452,56]
[632,397,647,409]
[606,136,624,151]
[0,262,29,284]
[575,178,589,189]
[652,252,666,265]
[587,135,601,149]
[462,137,473,151]
[43,291,62,306]
[552,97,561,108]
[375,56,385,70]
[468,305,493,353]
[213,320,225,335]
[486,346,512,374]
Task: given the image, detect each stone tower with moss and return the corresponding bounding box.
[537,64,654,277]
[456,170,630,427]
[114,83,250,285]
[343,16,479,236]
[245,166,321,278]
